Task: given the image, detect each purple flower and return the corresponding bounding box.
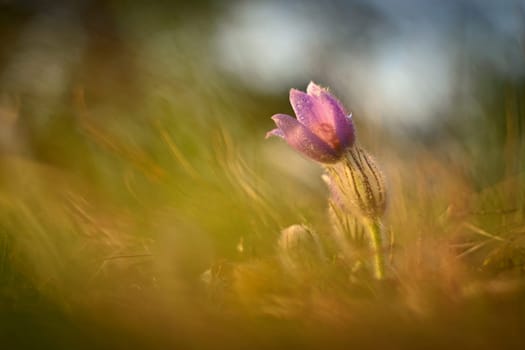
[266,82,355,163]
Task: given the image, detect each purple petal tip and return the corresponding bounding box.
[266,128,284,139]
[306,81,324,96]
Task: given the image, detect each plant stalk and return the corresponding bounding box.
[364,217,385,280]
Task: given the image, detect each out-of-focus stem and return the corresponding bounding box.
[363,217,385,280]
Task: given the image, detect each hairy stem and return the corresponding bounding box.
[364,217,385,280]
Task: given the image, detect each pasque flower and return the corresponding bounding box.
[266,82,355,163]
[267,82,388,280]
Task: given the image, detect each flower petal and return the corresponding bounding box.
[265,128,284,139]
[307,81,347,115]
[271,114,340,163]
[290,85,354,151]
[307,82,355,148]
[289,88,317,126]
[334,111,355,149]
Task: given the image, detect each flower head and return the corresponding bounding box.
[266,82,355,163]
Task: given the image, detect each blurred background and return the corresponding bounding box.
[0,0,525,348]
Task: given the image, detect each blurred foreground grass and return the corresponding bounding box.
[0,83,524,349]
[1,3,525,349]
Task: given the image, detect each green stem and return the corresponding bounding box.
[364,217,385,280]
